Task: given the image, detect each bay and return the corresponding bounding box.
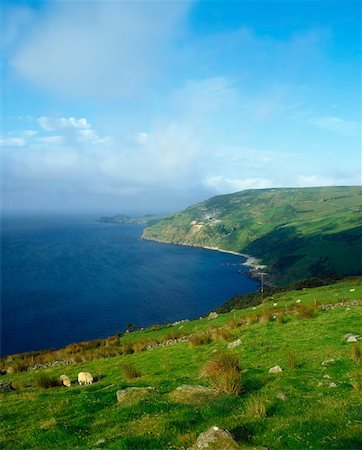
[1,216,258,356]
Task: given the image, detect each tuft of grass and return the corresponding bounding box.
[189,332,212,348]
[201,351,243,395]
[277,313,287,324]
[286,349,298,369]
[351,343,361,364]
[211,327,233,342]
[262,309,274,324]
[122,363,142,379]
[297,304,317,319]
[36,372,60,389]
[244,395,267,418]
[122,342,134,355]
[350,372,361,391]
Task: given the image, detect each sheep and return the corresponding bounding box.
[59,374,71,387]
[78,372,93,385]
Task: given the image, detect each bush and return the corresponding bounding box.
[297,304,317,319]
[201,352,243,395]
[36,373,60,389]
[351,344,361,364]
[189,333,212,348]
[122,363,141,379]
[6,360,29,374]
[211,327,233,342]
[244,395,267,418]
[122,342,134,355]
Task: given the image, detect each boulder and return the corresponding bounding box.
[191,426,239,449]
[268,365,283,374]
[342,333,360,343]
[208,312,218,320]
[116,386,156,403]
[227,339,242,350]
[170,385,218,404]
[329,382,337,388]
[276,392,288,401]
[0,381,14,391]
[323,374,331,379]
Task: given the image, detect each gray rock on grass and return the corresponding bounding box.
[227,339,242,350]
[269,365,283,374]
[191,426,239,449]
[116,386,156,403]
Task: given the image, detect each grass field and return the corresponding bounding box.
[1,277,362,449]
[142,186,362,284]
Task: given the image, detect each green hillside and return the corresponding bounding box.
[1,278,362,449]
[142,186,362,284]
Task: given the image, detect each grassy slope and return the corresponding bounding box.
[1,278,362,449]
[142,186,362,284]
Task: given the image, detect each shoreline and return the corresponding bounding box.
[141,235,267,276]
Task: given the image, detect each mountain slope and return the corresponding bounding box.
[142,186,362,284]
[1,278,362,449]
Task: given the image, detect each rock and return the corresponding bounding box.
[296,299,301,304]
[175,384,213,393]
[321,359,335,365]
[273,303,278,307]
[208,312,218,320]
[227,339,242,350]
[276,392,288,401]
[342,333,360,343]
[116,386,156,403]
[349,288,355,292]
[191,426,239,449]
[0,381,14,391]
[269,365,283,374]
[329,382,337,388]
[323,374,331,379]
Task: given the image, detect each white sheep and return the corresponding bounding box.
[77,372,93,385]
[59,374,71,387]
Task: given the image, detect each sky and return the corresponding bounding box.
[1,0,361,216]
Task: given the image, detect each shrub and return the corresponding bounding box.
[189,333,212,348]
[277,313,286,324]
[211,327,233,342]
[122,363,141,379]
[201,352,242,395]
[122,342,134,355]
[351,344,362,364]
[297,304,317,319]
[36,373,60,389]
[244,395,267,418]
[286,349,298,369]
[262,309,274,323]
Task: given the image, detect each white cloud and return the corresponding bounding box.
[22,130,37,137]
[0,136,27,147]
[37,116,90,132]
[203,176,273,194]
[36,136,63,145]
[8,1,192,99]
[310,116,360,136]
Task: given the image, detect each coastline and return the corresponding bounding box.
[141,235,267,278]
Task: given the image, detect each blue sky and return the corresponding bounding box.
[1,0,360,215]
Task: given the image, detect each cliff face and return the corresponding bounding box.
[142,186,362,284]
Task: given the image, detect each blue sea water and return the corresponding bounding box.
[1,216,258,356]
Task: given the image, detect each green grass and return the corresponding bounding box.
[142,186,362,284]
[1,277,362,449]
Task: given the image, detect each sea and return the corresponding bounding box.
[1,215,258,357]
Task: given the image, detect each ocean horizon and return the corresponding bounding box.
[1,215,258,357]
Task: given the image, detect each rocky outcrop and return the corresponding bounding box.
[190,426,239,449]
